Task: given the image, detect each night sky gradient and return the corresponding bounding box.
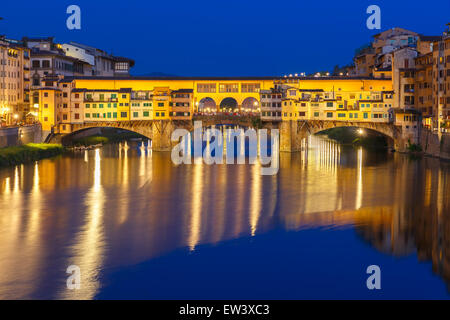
[1,0,449,76]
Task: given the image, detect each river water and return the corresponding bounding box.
[0,136,449,299]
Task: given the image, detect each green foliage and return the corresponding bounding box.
[0,143,65,167]
[72,136,109,146]
[407,140,422,153]
[251,117,263,129]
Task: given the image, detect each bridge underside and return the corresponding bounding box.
[280,120,408,152]
[66,118,408,152]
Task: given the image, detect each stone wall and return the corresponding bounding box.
[0,124,43,148]
[420,130,450,160]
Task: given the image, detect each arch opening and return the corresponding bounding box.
[314,126,393,150]
[241,97,260,114]
[219,97,239,114]
[197,97,217,114]
[61,127,151,147]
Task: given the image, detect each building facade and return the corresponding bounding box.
[0,36,31,125]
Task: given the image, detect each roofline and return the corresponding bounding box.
[62,76,391,81]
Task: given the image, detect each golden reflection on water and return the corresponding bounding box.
[59,148,105,299]
[0,137,448,299]
[188,160,203,251]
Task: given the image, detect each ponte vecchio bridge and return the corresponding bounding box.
[41,76,420,152]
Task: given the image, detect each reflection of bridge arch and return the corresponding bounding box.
[198,97,217,113]
[242,97,259,113]
[219,97,239,113]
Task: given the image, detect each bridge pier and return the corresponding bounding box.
[151,121,175,152]
[280,121,307,152]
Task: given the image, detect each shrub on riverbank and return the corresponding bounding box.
[0,143,65,167]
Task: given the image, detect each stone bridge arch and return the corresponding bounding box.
[67,121,154,141]
[304,120,400,141]
[280,120,404,152]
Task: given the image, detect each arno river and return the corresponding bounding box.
[0,136,449,299]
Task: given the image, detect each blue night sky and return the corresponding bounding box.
[1,0,449,76]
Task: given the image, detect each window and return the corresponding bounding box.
[133,112,138,118]
[219,83,239,93]
[197,83,216,93]
[85,113,90,118]
[115,62,129,70]
[143,111,149,117]
[158,102,164,107]
[314,112,319,117]
[241,83,260,93]
[74,113,80,120]
[326,112,333,118]
[326,102,333,107]
[338,113,345,118]
[121,112,127,118]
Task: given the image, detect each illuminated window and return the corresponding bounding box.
[242,83,261,93]
[197,83,216,93]
[219,83,239,93]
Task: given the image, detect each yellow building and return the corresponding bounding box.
[280,77,392,123]
[37,88,61,132]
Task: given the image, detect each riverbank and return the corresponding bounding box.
[0,143,65,167]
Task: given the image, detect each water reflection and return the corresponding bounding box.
[0,137,449,299]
